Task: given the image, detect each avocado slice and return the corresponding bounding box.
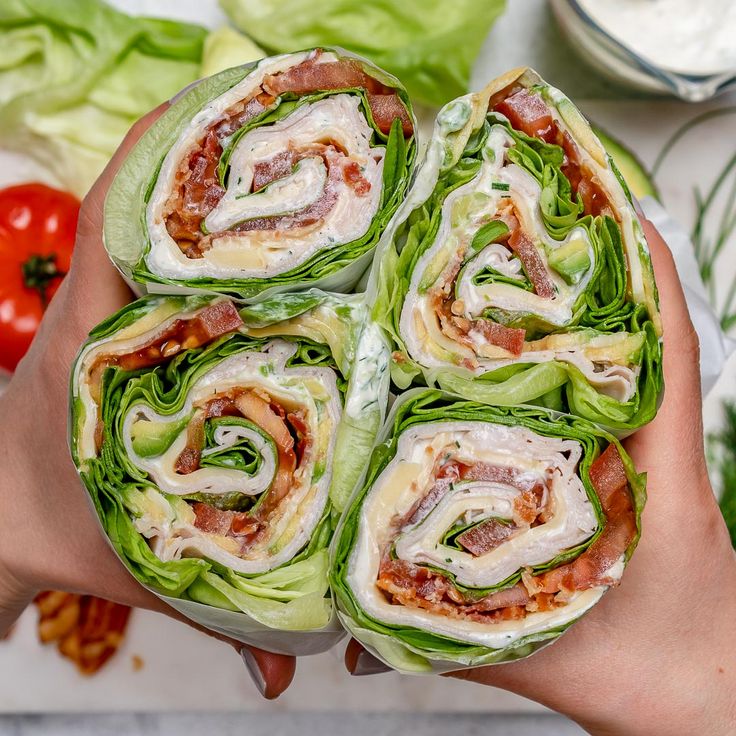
[547,237,591,285]
[593,126,659,201]
[131,415,191,457]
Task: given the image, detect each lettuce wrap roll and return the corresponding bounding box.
[331,389,645,672]
[105,47,416,300]
[70,291,389,653]
[372,68,662,432]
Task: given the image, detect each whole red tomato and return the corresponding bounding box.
[0,183,80,372]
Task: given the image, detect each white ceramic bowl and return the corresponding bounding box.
[549,0,736,101]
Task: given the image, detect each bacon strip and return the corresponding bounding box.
[456,519,516,556]
[234,391,296,512]
[470,319,526,356]
[89,301,242,448]
[263,56,413,136]
[376,445,635,623]
[464,584,530,613]
[191,503,261,549]
[531,445,636,594]
[508,230,556,299]
[165,52,412,250]
[494,89,555,142]
[366,93,414,137]
[377,559,531,623]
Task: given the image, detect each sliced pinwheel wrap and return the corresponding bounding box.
[70,290,389,654]
[331,389,645,673]
[105,47,416,301]
[371,67,662,433]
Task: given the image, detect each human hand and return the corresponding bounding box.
[0,103,295,699]
[346,220,736,734]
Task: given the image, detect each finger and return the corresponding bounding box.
[64,102,172,331]
[83,102,172,217]
[640,219,699,363]
[72,101,170,263]
[241,645,297,699]
[344,638,391,676]
[626,220,703,429]
[624,219,709,491]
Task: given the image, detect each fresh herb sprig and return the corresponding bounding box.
[653,108,736,331]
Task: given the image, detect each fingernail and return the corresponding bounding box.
[351,649,391,676]
[241,649,267,696]
[169,79,202,105]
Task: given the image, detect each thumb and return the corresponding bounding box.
[64,102,172,327]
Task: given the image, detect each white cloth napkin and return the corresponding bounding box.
[642,197,736,395]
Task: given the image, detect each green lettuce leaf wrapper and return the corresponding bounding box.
[330,388,646,673]
[70,290,390,654]
[219,0,506,107]
[0,0,260,198]
[104,47,416,301]
[369,67,663,435]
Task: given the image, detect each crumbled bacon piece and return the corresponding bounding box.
[191,503,261,550]
[342,160,371,196]
[508,229,556,299]
[34,592,131,676]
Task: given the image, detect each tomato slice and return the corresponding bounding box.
[0,183,79,372]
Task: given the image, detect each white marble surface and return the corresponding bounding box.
[0,714,585,736]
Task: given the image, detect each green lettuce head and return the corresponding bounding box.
[331,389,646,673]
[0,0,262,198]
[70,290,389,653]
[105,47,416,301]
[370,67,663,434]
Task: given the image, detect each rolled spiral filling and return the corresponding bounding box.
[390,74,661,417]
[74,299,342,575]
[121,344,341,574]
[345,417,636,649]
[146,48,414,281]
